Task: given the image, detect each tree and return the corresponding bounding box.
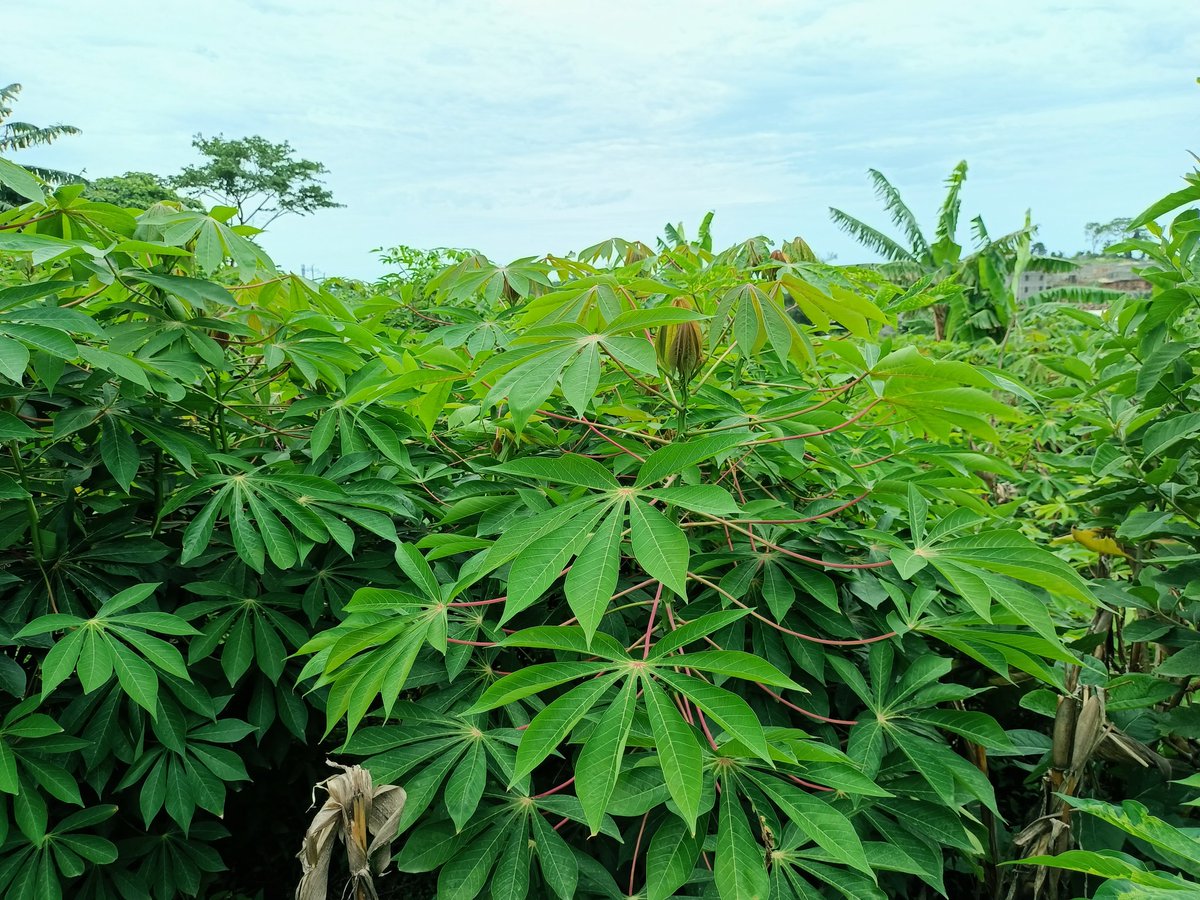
[0,82,82,208]
[83,170,202,210]
[171,134,342,228]
[830,161,1069,340]
[1084,216,1148,255]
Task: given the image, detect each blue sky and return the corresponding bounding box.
[6,0,1200,277]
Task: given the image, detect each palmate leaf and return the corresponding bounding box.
[479,312,669,430]
[18,584,195,717]
[471,630,798,837]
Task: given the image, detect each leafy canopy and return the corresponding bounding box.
[172,133,342,228]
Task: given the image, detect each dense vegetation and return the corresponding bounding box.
[0,147,1198,900]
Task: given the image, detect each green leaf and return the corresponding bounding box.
[1142,412,1200,460]
[394,543,441,601]
[643,485,740,515]
[911,709,1015,752]
[601,334,658,376]
[1129,182,1200,228]
[111,629,191,681]
[0,412,36,442]
[643,676,703,833]
[716,782,769,900]
[889,728,957,807]
[0,336,29,382]
[560,342,601,414]
[230,500,265,573]
[501,625,628,660]
[604,306,706,333]
[444,742,487,832]
[503,504,608,621]
[39,628,84,694]
[77,630,114,693]
[488,454,619,491]
[0,157,45,203]
[656,671,771,762]
[753,776,872,876]
[98,583,160,617]
[507,345,577,431]
[1060,796,1200,878]
[180,492,226,565]
[646,815,703,900]
[245,492,298,570]
[663,650,804,690]
[110,640,160,717]
[513,674,619,781]
[437,822,506,900]
[563,507,623,645]
[468,662,610,712]
[99,416,139,492]
[16,613,86,639]
[221,615,255,685]
[636,432,750,487]
[0,743,17,795]
[629,498,689,597]
[576,677,637,836]
[491,827,533,900]
[1017,849,1192,891]
[650,609,751,658]
[532,809,579,900]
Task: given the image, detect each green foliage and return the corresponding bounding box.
[829,161,1075,342]
[1021,793,1200,897]
[0,146,1197,900]
[171,133,342,228]
[0,84,82,210]
[83,172,201,212]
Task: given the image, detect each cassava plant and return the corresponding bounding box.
[4,142,1193,900]
[296,224,1099,898]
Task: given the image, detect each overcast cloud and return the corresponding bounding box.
[6,0,1200,276]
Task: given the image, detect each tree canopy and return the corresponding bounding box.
[171,133,342,228]
[83,170,201,210]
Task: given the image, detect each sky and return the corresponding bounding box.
[6,0,1200,278]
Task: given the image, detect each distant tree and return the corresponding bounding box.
[0,82,82,208]
[1084,217,1148,255]
[1031,241,1047,255]
[84,171,202,210]
[171,134,342,229]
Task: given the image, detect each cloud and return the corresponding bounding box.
[6,0,1199,274]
